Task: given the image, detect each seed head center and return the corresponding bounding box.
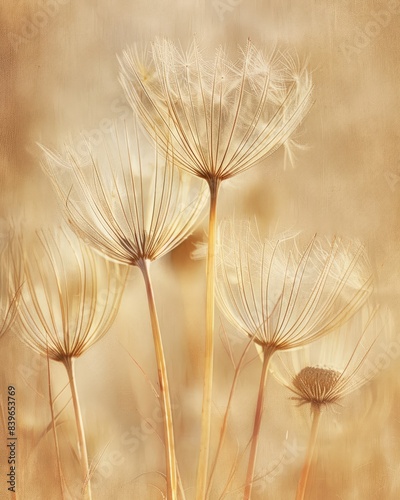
[292,366,341,405]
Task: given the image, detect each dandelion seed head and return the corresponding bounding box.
[216,220,373,351]
[272,304,395,415]
[17,228,128,362]
[120,38,313,183]
[40,119,207,267]
[292,366,342,407]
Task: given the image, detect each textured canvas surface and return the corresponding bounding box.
[0,1,399,499]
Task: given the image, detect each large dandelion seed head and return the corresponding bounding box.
[119,38,313,183]
[215,220,373,352]
[40,119,208,267]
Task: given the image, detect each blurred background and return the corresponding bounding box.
[1,0,400,498]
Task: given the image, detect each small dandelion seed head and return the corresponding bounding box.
[17,228,128,362]
[272,303,394,418]
[292,366,341,408]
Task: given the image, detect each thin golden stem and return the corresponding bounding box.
[63,357,92,500]
[0,399,5,450]
[296,406,321,500]
[206,338,253,498]
[243,345,275,500]
[139,259,178,500]
[196,178,220,500]
[177,466,186,500]
[46,353,65,500]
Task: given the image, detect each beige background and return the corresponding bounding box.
[1,1,400,498]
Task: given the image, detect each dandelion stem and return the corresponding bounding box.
[139,259,178,500]
[46,352,65,500]
[64,357,92,500]
[243,345,275,500]
[0,399,6,450]
[196,178,220,500]
[296,406,321,500]
[206,338,253,498]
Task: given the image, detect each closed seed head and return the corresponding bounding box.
[292,366,342,408]
[17,228,128,362]
[272,305,393,410]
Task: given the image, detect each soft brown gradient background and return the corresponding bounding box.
[1,0,400,499]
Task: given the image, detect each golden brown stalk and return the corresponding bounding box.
[139,259,177,500]
[64,357,92,500]
[196,179,220,500]
[296,406,321,500]
[206,337,254,498]
[45,347,65,500]
[243,345,275,500]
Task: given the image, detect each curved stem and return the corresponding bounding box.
[196,179,220,500]
[296,406,321,500]
[139,259,178,500]
[206,338,253,498]
[243,345,275,500]
[63,357,92,500]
